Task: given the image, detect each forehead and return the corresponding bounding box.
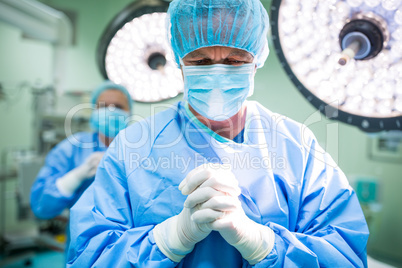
[97,89,128,103]
[185,46,253,59]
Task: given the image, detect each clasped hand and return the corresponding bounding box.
[154,163,275,264]
[179,163,243,241]
[179,163,275,264]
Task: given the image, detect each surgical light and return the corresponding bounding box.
[97,0,183,103]
[271,0,402,131]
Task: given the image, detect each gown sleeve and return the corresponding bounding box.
[30,139,80,219]
[66,133,177,268]
[253,128,369,268]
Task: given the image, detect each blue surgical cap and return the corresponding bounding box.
[91,80,133,112]
[167,0,270,68]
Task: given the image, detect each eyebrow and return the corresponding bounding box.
[186,50,209,59]
[186,49,253,60]
[228,50,254,60]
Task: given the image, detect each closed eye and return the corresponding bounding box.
[225,60,246,66]
[112,105,124,110]
[191,59,212,65]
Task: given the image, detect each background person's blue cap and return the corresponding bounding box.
[91,80,133,112]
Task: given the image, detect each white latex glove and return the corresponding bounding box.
[153,164,233,262]
[153,205,212,263]
[181,163,275,265]
[179,163,241,197]
[181,163,241,222]
[56,152,104,196]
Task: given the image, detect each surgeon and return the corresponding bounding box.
[31,80,132,220]
[67,0,369,267]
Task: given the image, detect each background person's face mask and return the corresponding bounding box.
[182,63,255,121]
[90,107,130,138]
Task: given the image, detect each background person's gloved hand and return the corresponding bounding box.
[56,152,105,196]
[181,163,275,265]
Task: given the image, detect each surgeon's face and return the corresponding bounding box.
[96,89,130,112]
[181,46,254,67]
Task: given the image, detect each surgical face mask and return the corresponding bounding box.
[90,107,130,138]
[182,63,255,121]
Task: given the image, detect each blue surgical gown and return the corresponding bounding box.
[31,132,107,219]
[67,101,369,267]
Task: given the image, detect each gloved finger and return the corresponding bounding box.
[84,153,103,169]
[87,151,105,161]
[191,208,225,224]
[199,172,241,197]
[184,187,224,208]
[198,195,240,212]
[209,213,236,231]
[87,165,98,178]
[179,163,214,195]
[179,163,233,195]
[87,152,105,167]
[88,159,100,170]
[92,156,103,167]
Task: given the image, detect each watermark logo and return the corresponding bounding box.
[64,101,340,168]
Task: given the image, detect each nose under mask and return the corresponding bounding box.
[182,63,255,121]
[90,107,130,138]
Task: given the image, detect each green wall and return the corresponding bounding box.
[0,22,52,152]
[0,0,401,265]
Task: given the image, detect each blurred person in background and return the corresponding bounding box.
[30,80,132,249]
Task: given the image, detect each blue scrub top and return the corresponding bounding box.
[30,132,107,219]
[67,101,369,267]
